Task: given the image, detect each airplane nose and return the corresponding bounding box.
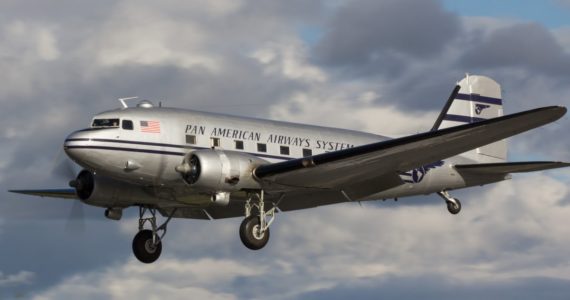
[63,130,92,163]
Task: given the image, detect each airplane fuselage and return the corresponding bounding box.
[64,105,505,209]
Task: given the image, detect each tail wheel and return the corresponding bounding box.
[447,199,461,215]
[132,229,162,263]
[239,215,270,250]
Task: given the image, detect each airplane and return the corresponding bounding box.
[10,74,570,264]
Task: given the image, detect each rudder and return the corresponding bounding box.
[436,74,507,162]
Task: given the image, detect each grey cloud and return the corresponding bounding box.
[459,23,570,78]
[313,0,460,71]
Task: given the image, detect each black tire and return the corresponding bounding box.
[447,199,462,215]
[132,229,162,264]
[239,215,270,250]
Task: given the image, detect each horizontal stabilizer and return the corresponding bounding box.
[9,188,77,199]
[455,161,570,174]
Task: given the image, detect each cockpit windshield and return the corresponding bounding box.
[92,118,120,128]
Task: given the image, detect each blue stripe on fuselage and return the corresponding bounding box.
[64,138,295,161]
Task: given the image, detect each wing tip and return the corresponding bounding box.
[548,105,567,119]
[9,190,26,194]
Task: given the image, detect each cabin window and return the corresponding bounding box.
[186,135,196,145]
[257,143,267,153]
[211,137,220,148]
[235,140,244,150]
[92,118,120,128]
[303,148,312,157]
[122,120,134,130]
[280,146,290,155]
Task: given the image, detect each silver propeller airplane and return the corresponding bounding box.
[11,75,570,263]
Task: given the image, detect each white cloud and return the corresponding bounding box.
[1,21,60,61]
[32,258,260,300]
[252,40,327,82]
[269,88,437,135]
[553,27,570,52]
[0,270,34,287]
[86,3,221,72]
[0,21,61,98]
[266,174,570,292]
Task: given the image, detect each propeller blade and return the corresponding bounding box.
[65,199,86,235]
[52,149,77,180]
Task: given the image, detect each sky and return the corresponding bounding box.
[1,0,570,299]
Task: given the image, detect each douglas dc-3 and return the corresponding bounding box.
[10,75,570,263]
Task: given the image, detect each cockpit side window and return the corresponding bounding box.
[92,118,120,128]
[122,120,134,130]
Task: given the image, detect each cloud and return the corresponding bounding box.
[30,174,570,299]
[85,3,223,72]
[31,258,260,300]
[0,270,34,287]
[252,39,327,83]
[268,88,437,135]
[1,21,60,61]
[460,23,570,77]
[314,0,460,72]
[302,275,570,300]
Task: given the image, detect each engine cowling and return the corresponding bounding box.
[176,149,268,192]
[69,170,158,207]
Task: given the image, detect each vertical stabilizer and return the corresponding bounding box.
[436,74,507,162]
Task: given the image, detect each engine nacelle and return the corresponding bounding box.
[176,149,268,192]
[69,170,157,208]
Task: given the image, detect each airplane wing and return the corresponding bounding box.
[254,106,567,200]
[9,188,77,199]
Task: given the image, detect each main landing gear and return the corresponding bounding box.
[132,207,176,263]
[239,190,277,250]
[438,190,461,215]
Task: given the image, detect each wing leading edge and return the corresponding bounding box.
[9,188,77,199]
[254,106,567,194]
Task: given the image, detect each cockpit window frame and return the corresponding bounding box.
[91,118,120,128]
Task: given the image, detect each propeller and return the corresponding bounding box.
[52,148,77,180]
[175,154,201,185]
[51,149,85,234]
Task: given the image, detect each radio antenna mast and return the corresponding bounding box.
[118,96,139,108]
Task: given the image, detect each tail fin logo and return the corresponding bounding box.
[475,104,491,115]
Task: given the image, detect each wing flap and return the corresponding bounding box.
[255,106,567,192]
[455,161,570,174]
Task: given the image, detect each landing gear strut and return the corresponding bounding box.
[239,190,276,250]
[132,207,176,263]
[438,191,461,215]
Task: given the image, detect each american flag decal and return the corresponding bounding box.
[140,120,161,133]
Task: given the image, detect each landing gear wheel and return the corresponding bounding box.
[132,229,162,263]
[239,215,270,250]
[447,199,461,215]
